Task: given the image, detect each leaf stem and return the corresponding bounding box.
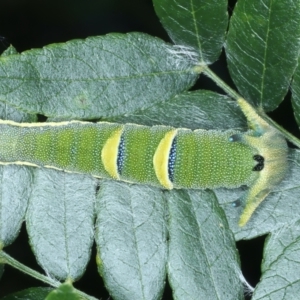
[0,250,60,287]
[202,67,241,100]
[0,251,98,300]
[264,114,300,147]
[202,67,300,147]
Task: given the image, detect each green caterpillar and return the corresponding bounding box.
[0,99,288,226]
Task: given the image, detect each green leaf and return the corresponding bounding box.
[167,189,243,299]
[45,283,82,300]
[219,149,300,240]
[1,45,18,57]
[0,287,53,300]
[252,220,300,299]
[0,166,33,247]
[26,169,96,280]
[0,33,198,119]
[0,101,37,123]
[0,45,36,122]
[95,180,167,300]
[0,44,36,122]
[111,90,247,130]
[226,0,300,111]
[153,0,228,63]
[291,59,300,127]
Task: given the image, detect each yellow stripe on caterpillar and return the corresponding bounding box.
[153,129,177,189]
[101,128,123,179]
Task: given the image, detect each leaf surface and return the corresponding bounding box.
[0,33,198,119]
[111,90,247,130]
[26,169,96,280]
[291,59,300,127]
[95,180,167,300]
[226,0,300,111]
[167,189,243,299]
[0,287,53,300]
[1,45,18,57]
[252,221,300,299]
[153,0,228,63]
[0,166,33,247]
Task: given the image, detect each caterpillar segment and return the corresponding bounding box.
[0,99,288,226]
[102,125,257,190]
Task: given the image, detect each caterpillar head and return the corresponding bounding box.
[237,99,288,226]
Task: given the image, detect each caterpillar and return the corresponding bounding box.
[0,99,288,226]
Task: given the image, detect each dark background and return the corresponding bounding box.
[0,0,295,299]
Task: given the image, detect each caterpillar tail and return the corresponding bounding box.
[237,98,288,227]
